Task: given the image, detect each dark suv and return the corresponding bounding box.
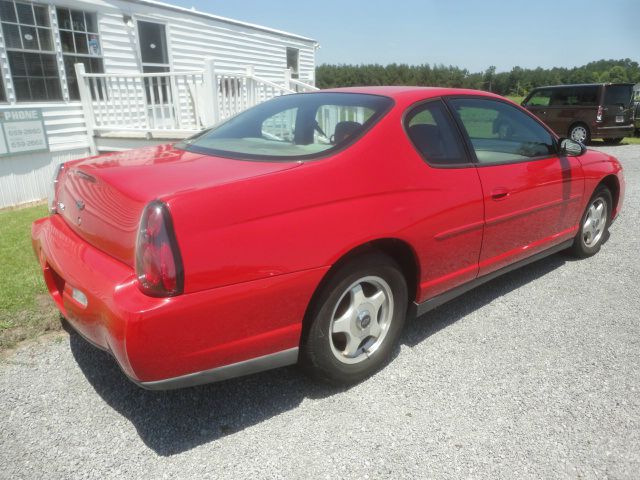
[522,83,635,144]
[634,88,640,136]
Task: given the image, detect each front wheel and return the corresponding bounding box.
[567,186,612,258]
[300,253,408,385]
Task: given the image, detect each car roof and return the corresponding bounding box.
[319,86,508,103]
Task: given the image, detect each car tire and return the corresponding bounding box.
[300,252,408,386]
[602,137,623,145]
[569,123,591,144]
[567,186,612,258]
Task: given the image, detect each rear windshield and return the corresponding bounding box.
[604,85,633,106]
[176,93,393,161]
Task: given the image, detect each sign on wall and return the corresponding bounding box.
[0,109,49,157]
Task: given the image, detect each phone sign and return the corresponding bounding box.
[0,109,49,156]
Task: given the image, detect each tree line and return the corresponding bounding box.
[315,59,640,97]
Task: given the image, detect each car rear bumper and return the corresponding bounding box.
[592,124,634,138]
[32,215,327,389]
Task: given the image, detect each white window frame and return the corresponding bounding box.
[0,0,62,102]
[56,6,104,101]
[0,1,104,104]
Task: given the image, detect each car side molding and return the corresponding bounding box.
[138,347,300,390]
[411,239,574,318]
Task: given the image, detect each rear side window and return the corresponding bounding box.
[405,100,468,166]
[550,86,599,106]
[604,85,633,106]
[449,98,555,165]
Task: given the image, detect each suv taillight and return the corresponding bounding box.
[596,105,604,122]
[135,201,184,297]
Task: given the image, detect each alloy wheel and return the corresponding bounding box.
[329,276,394,365]
[582,197,607,247]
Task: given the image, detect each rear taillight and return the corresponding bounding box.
[135,201,184,297]
[48,163,65,214]
[596,105,604,122]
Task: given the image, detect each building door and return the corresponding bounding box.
[137,20,171,127]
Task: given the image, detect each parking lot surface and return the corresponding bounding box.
[1,145,639,479]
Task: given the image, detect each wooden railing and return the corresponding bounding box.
[75,60,318,153]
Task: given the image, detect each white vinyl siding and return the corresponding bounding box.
[0,0,316,208]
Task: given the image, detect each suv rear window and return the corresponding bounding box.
[604,85,633,106]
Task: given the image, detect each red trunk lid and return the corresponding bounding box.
[57,144,300,266]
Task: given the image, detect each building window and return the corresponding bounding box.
[56,7,103,100]
[0,0,62,101]
[286,47,299,79]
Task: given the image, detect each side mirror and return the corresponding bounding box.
[559,137,586,157]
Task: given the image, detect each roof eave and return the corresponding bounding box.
[126,0,318,44]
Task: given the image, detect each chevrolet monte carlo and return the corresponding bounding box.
[32,87,625,389]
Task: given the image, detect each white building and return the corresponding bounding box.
[0,0,318,208]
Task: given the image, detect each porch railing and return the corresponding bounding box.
[74,59,317,153]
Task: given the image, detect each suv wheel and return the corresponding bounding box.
[569,123,590,144]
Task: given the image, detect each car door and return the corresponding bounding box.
[403,99,485,300]
[446,97,584,276]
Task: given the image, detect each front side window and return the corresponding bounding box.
[57,7,104,101]
[1,0,61,101]
[405,100,467,166]
[449,98,555,165]
[524,89,551,107]
[177,93,393,160]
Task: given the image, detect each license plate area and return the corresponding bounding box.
[616,115,624,123]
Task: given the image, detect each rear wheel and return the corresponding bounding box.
[602,137,623,145]
[567,186,612,258]
[300,253,408,385]
[569,123,590,144]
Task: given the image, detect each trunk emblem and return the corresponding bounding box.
[77,216,82,226]
[75,199,85,211]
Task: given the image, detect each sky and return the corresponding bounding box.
[169,0,639,73]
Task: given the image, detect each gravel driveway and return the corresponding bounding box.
[2,145,639,479]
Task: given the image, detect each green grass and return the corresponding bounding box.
[505,95,525,105]
[0,203,60,350]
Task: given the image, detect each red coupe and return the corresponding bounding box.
[32,87,624,389]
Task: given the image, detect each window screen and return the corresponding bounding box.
[57,8,103,100]
[138,21,168,65]
[405,100,468,165]
[1,0,61,101]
